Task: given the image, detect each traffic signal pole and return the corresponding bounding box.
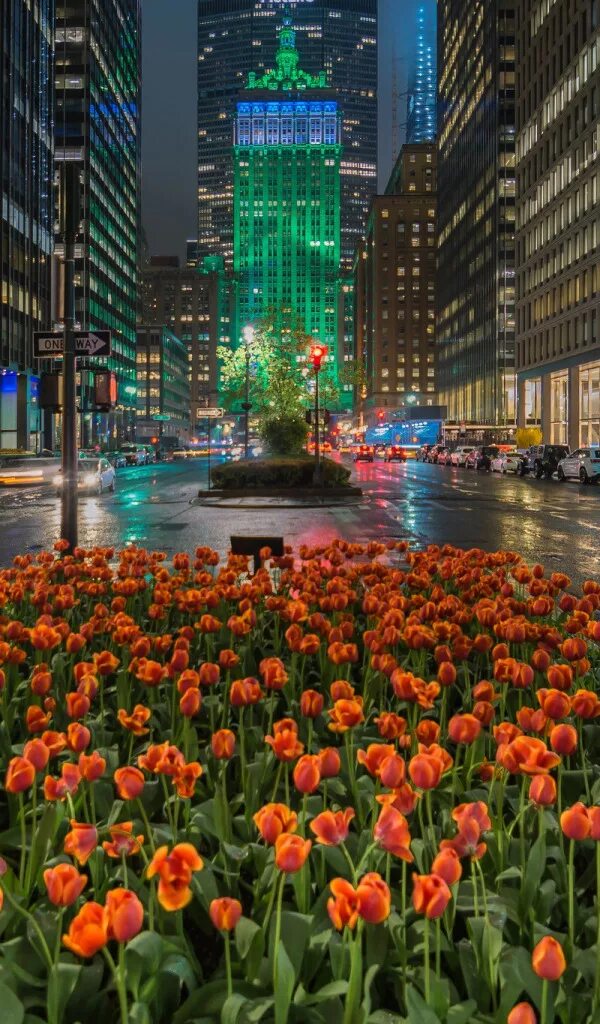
[60,164,80,551]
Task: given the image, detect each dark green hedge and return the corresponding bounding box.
[210,457,352,490]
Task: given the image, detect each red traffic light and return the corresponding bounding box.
[377,410,385,421]
[309,343,328,370]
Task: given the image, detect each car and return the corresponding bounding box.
[490,449,525,474]
[307,441,333,454]
[105,451,127,469]
[119,443,147,466]
[0,456,61,487]
[54,457,116,495]
[373,444,387,459]
[428,445,449,463]
[519,444,570,479]
[417,445,433,462]
[384,445,407,463]
[437,448,453,465]
[465,446,499,471]
[450,446,476,467]
[352,444,374,463]
[140,445,157,464]
[557,447,600,484]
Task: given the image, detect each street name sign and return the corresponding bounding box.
[33,331,112,358]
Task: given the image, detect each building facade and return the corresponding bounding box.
[406,2,437,145]
[136,327,191,443]
[515,0,599,448]
[354,144,437,423]
[1,0,54,449]
[197,0,377,270]
[141,256,228,427]
[54,0,141,447]
[437,0,516,429]
[232,14,346,401]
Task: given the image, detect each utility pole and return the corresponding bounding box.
[59,163,81,551]
[309,343,327,486]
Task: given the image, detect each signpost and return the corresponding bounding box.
[197,407,224,419]
[34,331,112,358]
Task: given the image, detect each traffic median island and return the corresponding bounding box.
[199,456,362,500]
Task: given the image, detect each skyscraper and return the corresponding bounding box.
[436,0,516,430]
[197,0,377,270]
[54,0,141,446]
[232,14,344,397]
[406,3,437,145]
[0,0,54,449]
[515,0,599,449]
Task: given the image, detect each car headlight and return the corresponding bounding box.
[52,475,63,486]
[83,474,97,486]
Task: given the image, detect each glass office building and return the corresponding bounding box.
[197,0,377,270]
[437,0,516,429]
[0,0,54,449]
[406,3,437,145]
[54,0,141,446]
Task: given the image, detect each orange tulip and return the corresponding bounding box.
[546,664,573,691]
[300,689,324,718]
[374,712,407,740]
[198,662,220,687]
[356,743,395,778]
[23,739,50,772]
[41,730,67,757]
[431,848,462,886]
[102,822,145,858]
[230,678,263,706]
[374,804,413,862]
[448,714,482,745]
[254,803,298,844]
[62,901,108,957]
[66,691,90,720]
[537,688,571,720]
[376,783,420,816]
[379,753,406,788]
[26,705,52,734]
[507,1004,537,1024]
[94,650,120,676]
[260,657,288,691]
[179,688,201,717]
[330,680,355,701]
[147,843,204,911]
[173,761,203,799]
[209,897,242,931]
[571,689,600,719]
[135,658,165,687]
[5,756,35,794]
[66,723,90,753]
[44,863,87,906]
[587,807,600,840]
[114,766,145,800]
[356,872,391,924]
[497,736,560,776]
[529,775,557,807]
[561,802,591,840]
[103,888,144,943]
[44,762,81,801]
[274,833,311,873]
[293,755,321,794]
[79,750,106,782]
[318,747,341,778]
[211,729,236,760]
[452,801,492,834]
[310,808,355,846]
[117,705,152,735]
[437,661,457,687]
[531,935,566,981]
[328,697,365,733]
[327,877,360,930]
[265,726,304,763]
[412,872,452,919]
[64,821,98,865]
[408,752,442,790]
[415,720,441,747]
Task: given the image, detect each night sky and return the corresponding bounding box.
[142,0,423,259]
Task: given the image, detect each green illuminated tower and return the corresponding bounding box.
[232,11,343,399]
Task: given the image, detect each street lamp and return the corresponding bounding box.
[309,342,328,485]
[241,325,254,459]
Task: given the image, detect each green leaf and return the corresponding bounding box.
[125,931,164,998]
[29,804,64,885]
[221,993,248,1024]
[274,944,295,1024]
[298,981,349,1006]
[235,916,265,981]
[447,1001,478,1024]
[0,983,24,1024]
[46,963,80,1024]
[129,1003,152,1024]
[519,830,546,924]
[405,986,441,1024]
[278,911,311,979]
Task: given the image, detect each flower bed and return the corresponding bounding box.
[209,457,352,490]
[0,539,599,1024]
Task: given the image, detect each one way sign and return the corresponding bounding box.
[33,330,112,358]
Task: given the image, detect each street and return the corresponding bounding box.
[0,456,598,586]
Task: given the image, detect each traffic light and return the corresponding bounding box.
[309,343,328,370]
[378,410,385,422]
[40,373,63,411]
[323,409,331,426]
[94,371,117,411]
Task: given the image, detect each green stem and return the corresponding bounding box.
[343,919,364,1024]
[423,916,430,1004]
[54,907,65,963]
[540,978,549,1024]
[273,873,285,1022]
[102,945,128,1024]
[595,843,600,1012]
[18,793,27,888]
[568,839,575,946]
[340,842,358,885]
[270,761,283,802]
[0,883,53,970]
[435,917,441,980]
[136,798,156,853]
[224,932,233,999]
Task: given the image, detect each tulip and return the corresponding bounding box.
[114,766,145,800]
[310,808,355,846]
[117,705,152,735]
[199,662,220,686]
[379,753,406,788]
[318,747,341,778]
[260,657,288,690]
[408,752,442,790]
[23,739,50,772]
[508,1004,537,1024]
[209,896,242,931]
[374,712,407,740]
[62,901,108,958]
[102,822,145,858]
[105,888,144,942]
[561,802,591,840]
[274,833,311,873]
[530,775,557,807]
[44,863,87,906]
[374,805,413,862]
[412,872,452,919]
[179,687,201,717]
[265,727,304,763]
[531,935,566,980]
[147,843,204,911]
[327,697,365,733]
[330,680,355,701]
[173,761,203,799]
[230,678,262,706]
[79,750,106,782]
[5,756,35,794]
[211,729,236,760]
[448,714,482,745]
[300,689,324,718]
[356,872,391,924]
[254,803,298,845]
[66,722,91,753]
[415,720,441,747]
[356,743,395,778]
[431,848,462,886]
[64,821,98,865]
[327,877,360,930]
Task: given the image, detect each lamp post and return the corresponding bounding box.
[241,325,254,459]
[309,343,327,486]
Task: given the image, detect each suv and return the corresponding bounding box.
[450,446,475,467]
[384,445,407,463]
[520,444,570,479]
[353,444,374,463]
[557,448,600,484]
[465,445,499,471]
[120,443,147,466]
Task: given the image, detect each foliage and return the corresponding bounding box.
[0,539,599,1024]
[515,426,543,448]
[210,455,351,489]
[259,413,309,457]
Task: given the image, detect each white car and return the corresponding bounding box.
[557,448,600,484]
[450,446,475,467]
[54,458,116,494]
[490,449,525,474]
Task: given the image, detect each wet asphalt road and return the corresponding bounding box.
[0,456,598,586]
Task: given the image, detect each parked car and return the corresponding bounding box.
[519,444,570,479]
[437,448,453,465]
[141,445,157,464]
[490,449,525,474]
[450,446,475,467]
[54,457,116,495]
[417,445,433,462]
[465,446,499,471]
[119,443,148,466]
[105,451,127,469]
[557,447,600,484]
[384,445,407,463]
[352,444,374,463]
[426,445,444,463]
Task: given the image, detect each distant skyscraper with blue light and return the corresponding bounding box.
[406,3,436,144]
